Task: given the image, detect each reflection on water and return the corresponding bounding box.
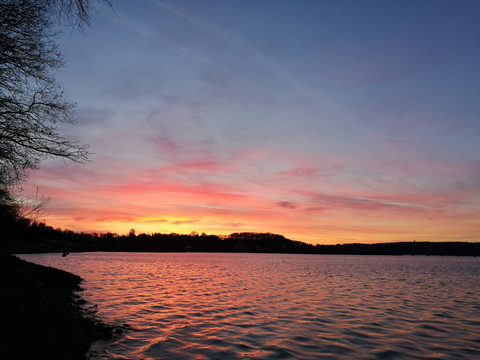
[20,253,480,359]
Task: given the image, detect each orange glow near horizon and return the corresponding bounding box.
[15,0,480,247]
[26,163,480,245]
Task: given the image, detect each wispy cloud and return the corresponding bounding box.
[24,1,480,244]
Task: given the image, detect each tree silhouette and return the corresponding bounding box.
[0,0,112,233]
[0,0,92,189]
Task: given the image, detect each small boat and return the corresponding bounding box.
[62,251,69,257]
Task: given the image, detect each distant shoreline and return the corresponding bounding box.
[4,222,480,256]
[0,254,114,360]
[7,229,480,257]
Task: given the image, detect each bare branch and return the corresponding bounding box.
[0,0,100,190]
[17,186,51,220]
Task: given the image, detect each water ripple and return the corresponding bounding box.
[20,253,480,359]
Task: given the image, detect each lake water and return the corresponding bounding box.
[19,252,480,359]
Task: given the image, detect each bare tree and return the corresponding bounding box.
[50,0,112,29]
[0,0,113,231]
[0,0,113,192]
[0,0,92,190]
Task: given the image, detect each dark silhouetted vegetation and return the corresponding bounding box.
[0,2,117,359]
[3,220,480,256]
[0,0,91,190]
[0,0,115,243]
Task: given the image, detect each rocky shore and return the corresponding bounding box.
[0,254,113,360]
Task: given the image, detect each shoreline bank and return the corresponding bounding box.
[0,254,113,360]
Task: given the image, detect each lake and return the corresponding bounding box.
[19,252,480,359]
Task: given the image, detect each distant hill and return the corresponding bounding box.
[320,241,480,257]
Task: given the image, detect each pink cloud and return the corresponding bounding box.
[277,167,321,177]
[170,219,199,225]
[24,121,480,245]
[277,201,298,209]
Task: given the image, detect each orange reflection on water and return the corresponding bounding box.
[19,252,480,359]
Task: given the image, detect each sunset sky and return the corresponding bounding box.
[26,0,480,244]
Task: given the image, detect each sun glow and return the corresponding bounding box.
[23,0,480,245]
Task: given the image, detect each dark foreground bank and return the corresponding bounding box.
[0,254,114,360]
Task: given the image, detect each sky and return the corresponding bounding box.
[26,0,480,244]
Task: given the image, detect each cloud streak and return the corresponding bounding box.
[24,1,480,244]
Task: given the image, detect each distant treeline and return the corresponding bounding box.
[2,221,480,256]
